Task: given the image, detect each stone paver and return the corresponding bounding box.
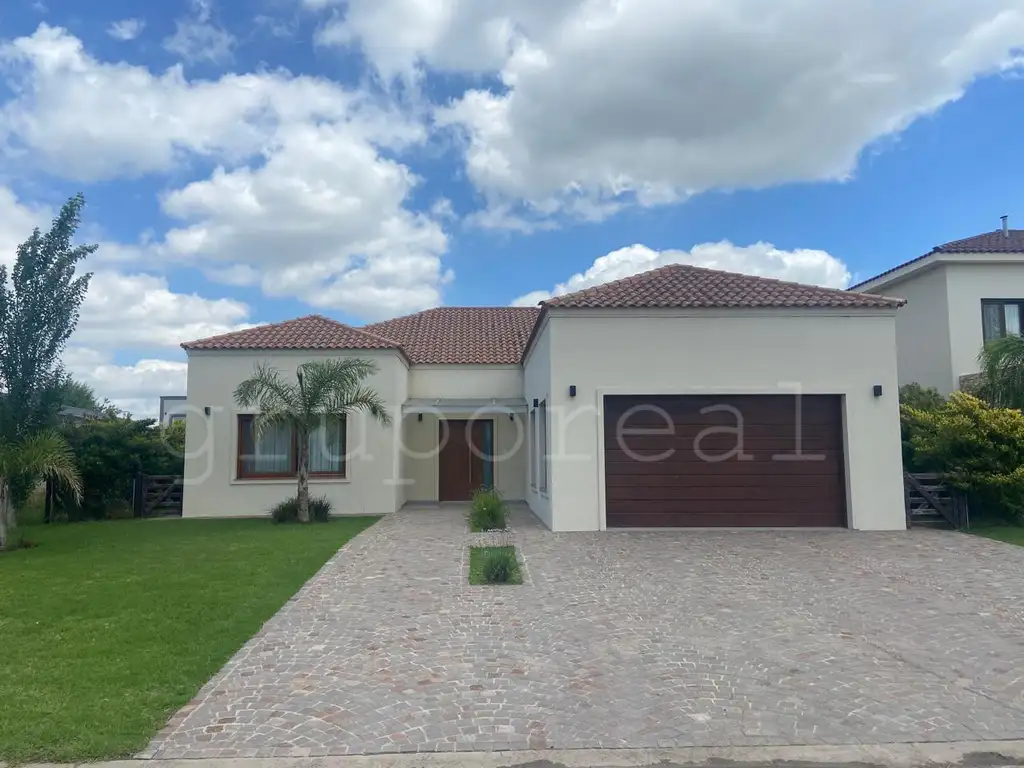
[143,506,1024,758]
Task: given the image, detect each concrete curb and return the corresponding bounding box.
[9,740,1024,768]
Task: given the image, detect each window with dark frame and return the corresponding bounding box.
[237,415,347,480]
[528,409,536,487]
[539,400,548,493]
[982,299,1024,344]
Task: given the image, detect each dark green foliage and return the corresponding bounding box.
[898,383,945,411]
[978,334,1024,410]
[467,486,506,531]
[59,379,100,411]
[53,417,184,520]
[469,546,522,585]
[270,495,332,523]
[902,392,1024,522]
[0,194,95,440]
[899,384,946,469]
[0,194,95,508]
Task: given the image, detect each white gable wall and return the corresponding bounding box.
[945,261,1024,391]
[544,308,905,532]
[871,267,953,393]
[183,348,408,518]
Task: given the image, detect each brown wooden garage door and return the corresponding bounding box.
[604,395,846,528]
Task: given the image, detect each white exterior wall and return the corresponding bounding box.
[543,309,906,532]
[183,349,408,518]
[522,318,554,527]
[409,365,523,400]
[877,268,953,393]
[944,261,1024,391]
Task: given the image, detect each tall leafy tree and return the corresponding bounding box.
[234,359,391,523]
[0,194,94,510]
[0,194,95,434]
[59,379,101,411]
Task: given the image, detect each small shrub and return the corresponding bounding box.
[467,487,506,532]
[482,548,519,583]
[469,545,522,585]
[270,495,332,523]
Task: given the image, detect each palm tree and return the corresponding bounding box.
[979,335,1024,410]
[0,432,82,550]
[234,359,391,523]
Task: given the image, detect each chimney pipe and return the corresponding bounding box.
[1002,215,1009,237]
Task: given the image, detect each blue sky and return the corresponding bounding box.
[1,0,1024,415]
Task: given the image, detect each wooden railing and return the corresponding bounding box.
[904,472,969,530]
[132,474,183,518]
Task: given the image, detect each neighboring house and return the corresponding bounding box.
[58,406,105,423]
[180,264,907,531]
[159,395,187,427]
[852,219,1024,395]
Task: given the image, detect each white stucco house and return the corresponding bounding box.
[180,264,908,531]
[852,220,1024,395]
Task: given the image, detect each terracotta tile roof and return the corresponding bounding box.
[181,315,401,352]
[541,264,904,310]
[851,229,1024,289]
[364,307,542,364]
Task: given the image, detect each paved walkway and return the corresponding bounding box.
[144,506,1024,758]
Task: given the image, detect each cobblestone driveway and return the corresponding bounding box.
[144,505,1024,758]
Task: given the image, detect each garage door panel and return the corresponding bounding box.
[605,450,841,468]
[605,458,843,474]
[606,510,844,528]
[604,394,846,528]
[605,473,841,488]
[606,435,841,452]
[605,395,841,426]
[607,496,844,513]
[606,484,843,502]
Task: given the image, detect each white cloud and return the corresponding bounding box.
[511,242,851,306]
[314,0,564,83]
[62,271,250,416]
[0,24,362,181]
[163,0,235,64]
[160,120,450,319]
[76,271,251,349]
[65,356,188,419]
[0,25,455,319]
[107,18,145,41]
[319,0,1024,225]
[66,271,249,415]
[0,186,49,269]
[0,184,248,416]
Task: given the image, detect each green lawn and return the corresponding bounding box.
[971,525,1024,547]
[0,516,378,763]
[468,546,523,585]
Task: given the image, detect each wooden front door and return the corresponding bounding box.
[438,420,493,502]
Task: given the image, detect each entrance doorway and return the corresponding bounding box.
[438,419,494,502]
